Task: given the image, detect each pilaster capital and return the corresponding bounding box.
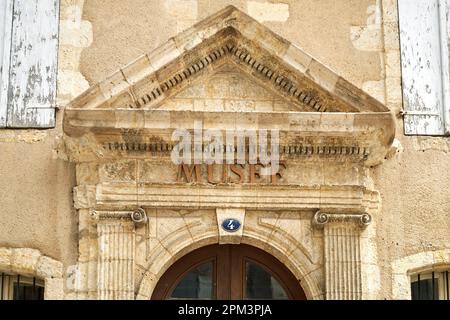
[312,211,372,229]
[91,207,148,226]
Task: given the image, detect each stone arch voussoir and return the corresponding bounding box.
[136,226,323,300]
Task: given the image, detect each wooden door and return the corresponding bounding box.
[151,244,306,300]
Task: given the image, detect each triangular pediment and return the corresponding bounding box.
[63,6,395,166]
[161,63,311,112]
[66,5,387,113]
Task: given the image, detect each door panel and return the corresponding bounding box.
[170,261,214,299]
[152,244,306,300]
[244,261,289,300]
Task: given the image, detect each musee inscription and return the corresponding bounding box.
[176,161,286,185]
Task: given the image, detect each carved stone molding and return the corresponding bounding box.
[102,141,370,160]
[127,41,332,112]
[312,211,372,228]
[91,208,148,226]
[95,184,380,212]
[73,185,96,209]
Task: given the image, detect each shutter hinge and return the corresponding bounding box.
[399,110,442,117]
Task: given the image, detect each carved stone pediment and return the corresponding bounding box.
[63,5,395,166]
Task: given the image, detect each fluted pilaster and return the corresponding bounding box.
[313,211,371,300]
[94,208,147,300]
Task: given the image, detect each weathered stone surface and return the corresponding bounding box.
[247,1,289,23]
[11,248,41,276]
[166,0,198,33]
[0,248,12,271]
[57,0,92,107]
[73,185,96,209]
[59,20,92,48]
[0,247,65,301]
[44,278,65,300]
[362,80,385,103]
[36,256,64,279]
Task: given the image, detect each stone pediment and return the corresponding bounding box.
[63,5,395,166]
[161,64,311,113]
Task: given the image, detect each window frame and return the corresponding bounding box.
[0,273,45,300]
[410,269,450,300]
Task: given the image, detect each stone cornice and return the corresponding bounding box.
[92,183,380,212]
[63,109,394,166]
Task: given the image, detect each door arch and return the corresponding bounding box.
[151,244,306,300]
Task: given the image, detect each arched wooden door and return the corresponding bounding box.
[152,244,306,300]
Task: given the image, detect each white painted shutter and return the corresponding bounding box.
[398,0,450,135]
[0,0,13,127]
[6,0,59,128]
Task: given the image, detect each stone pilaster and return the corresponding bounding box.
[94,208,147,300]
[313,211,371,300]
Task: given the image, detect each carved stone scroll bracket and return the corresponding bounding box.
[312,211,372,229]
[130,208,148,225]
[91,207,148,226]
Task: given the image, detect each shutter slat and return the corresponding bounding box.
[0,0,13,128]
[6,0,59,128]
[399,0,447,135]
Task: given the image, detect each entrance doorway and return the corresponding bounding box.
[151,244,306,300]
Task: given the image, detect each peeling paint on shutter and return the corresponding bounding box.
[0,0,13,127]
[439,0,450,134]
[6,0,59,128]
[398,0,449,135]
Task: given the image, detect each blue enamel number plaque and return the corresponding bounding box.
[222,218,241,232]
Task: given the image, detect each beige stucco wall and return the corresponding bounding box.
[80,0,381,87]
[0,0,449,299]
[0,129,78,266]
[372,138,450,297]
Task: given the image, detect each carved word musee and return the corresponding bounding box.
[177,161,286,185]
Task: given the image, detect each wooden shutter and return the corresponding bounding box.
[398,0,450,135]
[0,0,13,127]
[5,0,59,128]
